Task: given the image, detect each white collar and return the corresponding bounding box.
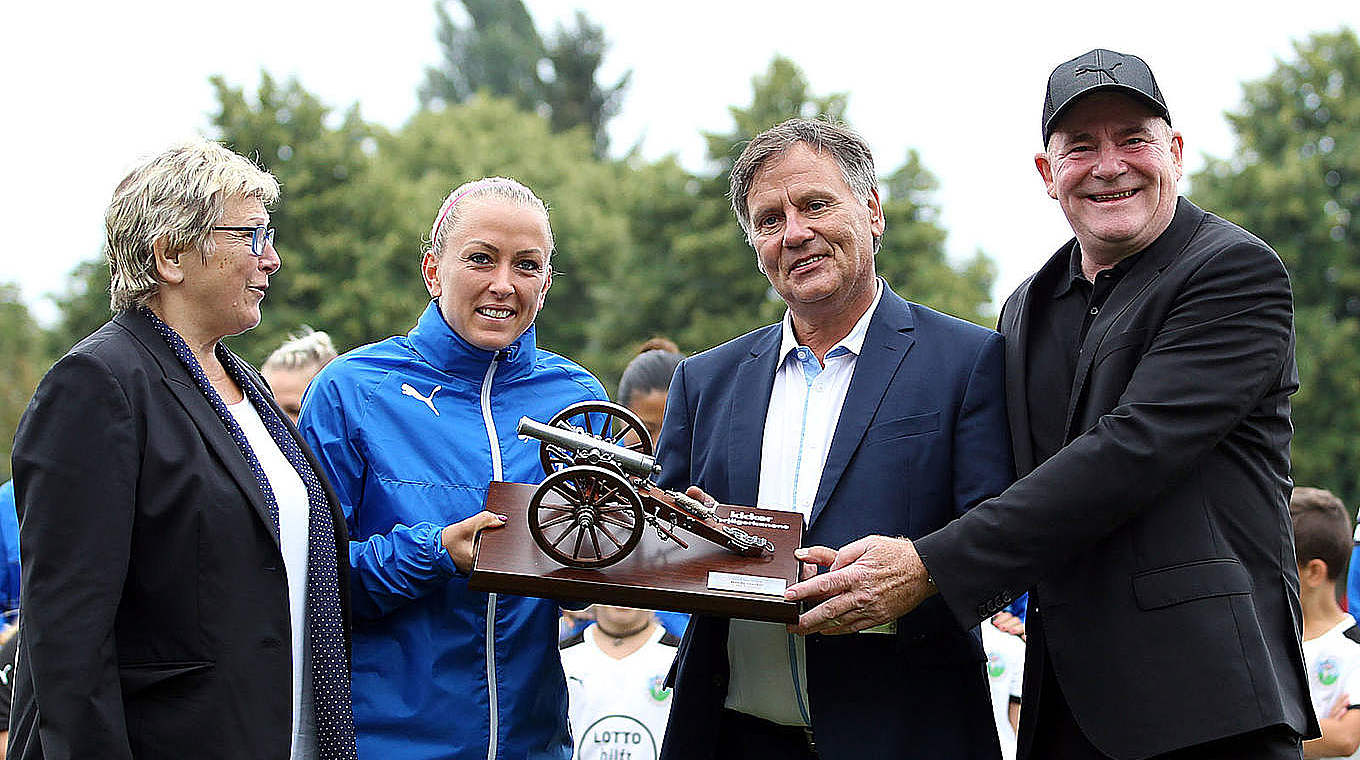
[777,278,884,364]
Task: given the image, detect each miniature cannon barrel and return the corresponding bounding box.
[517,415,661,479]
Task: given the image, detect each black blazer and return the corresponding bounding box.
[8,309,351,760]
[917,199,1317,759]
[657,287,1014,760]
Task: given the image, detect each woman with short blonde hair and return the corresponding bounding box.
[11,140,356,760]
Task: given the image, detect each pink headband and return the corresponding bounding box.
[429,179,502,247]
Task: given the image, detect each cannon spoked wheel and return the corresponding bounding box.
[537,401,653,477]
[527,465,645,569]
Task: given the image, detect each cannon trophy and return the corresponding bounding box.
[517,401,775,569]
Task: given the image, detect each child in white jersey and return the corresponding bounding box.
[1293,486,1360,759]
[560,606,680,760]
[981,617,1025,760]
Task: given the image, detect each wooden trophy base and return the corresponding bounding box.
[469,481,805,623]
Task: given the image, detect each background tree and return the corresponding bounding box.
[211,74,398,363]
[419,1,628,156]
[50,260,111,356]
[876,152,995,325]
[543,11,630,157]
[214,78,638,370]
[1191,28,1360,507]
[50,74,394,364]
[43,82,642,379]
[418,0,545,112]
[0,284,54,481]
[40,19,994,401]
[703,55,850,181]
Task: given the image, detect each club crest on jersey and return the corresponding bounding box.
[987,652,1006,678]
[1319,656,1341,686]
[649,674,671,702]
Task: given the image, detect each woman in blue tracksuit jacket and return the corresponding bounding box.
[299,177,606,760]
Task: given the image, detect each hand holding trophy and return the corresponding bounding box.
[471,401,803,622]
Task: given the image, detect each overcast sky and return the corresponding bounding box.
[4,1,1356,326]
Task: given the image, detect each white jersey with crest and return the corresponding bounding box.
[1303,614,1360,760]
[561,623,679,760]
[982,619,1025,760]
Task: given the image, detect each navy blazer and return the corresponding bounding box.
[656,285,1014,760]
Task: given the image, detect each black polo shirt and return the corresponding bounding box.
[1025,245,1145,465]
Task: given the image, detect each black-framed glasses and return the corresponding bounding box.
[212,225,275,257]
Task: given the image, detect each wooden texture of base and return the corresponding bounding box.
[469,481,804,623]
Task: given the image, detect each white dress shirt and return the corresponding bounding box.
[723,281,883,727]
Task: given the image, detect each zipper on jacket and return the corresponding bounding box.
[484,593,498,760]
[480,352,507,760]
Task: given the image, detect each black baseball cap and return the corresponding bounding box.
[1042,49,1170,145]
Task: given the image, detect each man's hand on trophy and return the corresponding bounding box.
[442,510,509,573]
[991,610,1026,639]
[683,485,718,507]
[784,535,936,636]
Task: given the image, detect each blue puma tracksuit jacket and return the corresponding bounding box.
[300,301,606,760]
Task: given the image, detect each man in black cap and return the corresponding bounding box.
[786,49,1317,758]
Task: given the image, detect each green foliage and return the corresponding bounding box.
[51,260,111,356]
[43,49,994,408]
[213,77,636,369]
[46,73,400,366]
[877,152,995,325]
[0,284,55,481]
[543,12,630,157]
[419,1,628,157]
[1292,306,1360,507]
[1190,29,1360,508]
[704,55,848,183]
[419,0,545,112]
[210,73,403,365]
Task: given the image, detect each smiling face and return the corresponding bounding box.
[174,193,279,342]
[422,197,553,351]
[1036,92,1184,263]
[746,143,883,326]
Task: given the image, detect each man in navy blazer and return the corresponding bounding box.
[655,119,1013,760]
